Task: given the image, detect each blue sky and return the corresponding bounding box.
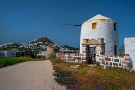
[0,0,135,48]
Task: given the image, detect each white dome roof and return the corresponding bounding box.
[90,14,111,20]
[84,14,115,23]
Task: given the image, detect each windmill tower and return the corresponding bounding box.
[80,14,119,56]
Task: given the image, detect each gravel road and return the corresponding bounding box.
[0,60,66,90]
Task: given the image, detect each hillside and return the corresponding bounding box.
[30,36,79,50]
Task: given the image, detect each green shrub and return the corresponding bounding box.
[16,52,21,57]
[0,57,28,68]
[80,69,87,75]
[80,64,89,67]
[48,53,56,59]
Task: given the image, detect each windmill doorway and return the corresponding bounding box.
[82,38,105,64]
[88,46,96,64]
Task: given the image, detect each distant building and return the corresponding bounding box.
[0,50,16,57]
[37,51,46,57]
[46,46,59,58]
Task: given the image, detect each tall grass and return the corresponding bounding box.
[0,57,30,68]
[51,59,135,90]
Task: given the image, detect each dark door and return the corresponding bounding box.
[88,46,96,64]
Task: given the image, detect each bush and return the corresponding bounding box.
[0,57,29,68]
[48,53,56,59]
[16,52,21,57]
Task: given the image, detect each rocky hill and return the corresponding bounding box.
[31,37,54,44]
[30,36,79,50]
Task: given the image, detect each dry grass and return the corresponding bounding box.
[51,59,135,90]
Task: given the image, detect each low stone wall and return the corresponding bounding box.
[59,54,131,69]
[96,55,130,69]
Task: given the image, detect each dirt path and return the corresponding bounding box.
[0,60,66,90]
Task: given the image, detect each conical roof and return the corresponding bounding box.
[90,14,111,20]
[84,14,115,23]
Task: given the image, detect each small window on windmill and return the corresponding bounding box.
[92,23,97,29]
[114,23,117,31]
[100,19,105,22]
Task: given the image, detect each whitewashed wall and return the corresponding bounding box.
[0,51,6,57]
[124,37,135,69]
[6,51,16,57]
[80,19,119,55]
[0,50,16,57]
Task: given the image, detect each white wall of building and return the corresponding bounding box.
[37,51,46,57]
[124,37,135,69]
[0,50,16,57]
[80,14,119,55]
[6,51,16,57]
[0,51,6,57]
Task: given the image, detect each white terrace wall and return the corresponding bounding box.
[96,55,130,69]
[62,53,130,69]
[125,37,135,70]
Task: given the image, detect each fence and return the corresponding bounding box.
[96,55,130,69]
[61,54,131,69]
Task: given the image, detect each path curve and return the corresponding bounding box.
[0,60,66,90]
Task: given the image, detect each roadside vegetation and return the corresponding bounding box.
[0,57,29,68]
[51,58,135,90]
[0,49,47,68]
[0,56,46,68]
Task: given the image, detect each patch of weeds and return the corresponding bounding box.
[80,64,89,67]
[54,71,83,90]
[55,76,76,85]
[53,71,70,77]
[110,84,120,89]
[54,71,76,85]
[66,83,83,90]
[107,74,115,79]
[107,73,122,80]
[53,65,60,71]
[94,85,103,90]
[80,69,87,75]
[55,59,63,63]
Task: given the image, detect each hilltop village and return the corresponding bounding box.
[0,36,79,57]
